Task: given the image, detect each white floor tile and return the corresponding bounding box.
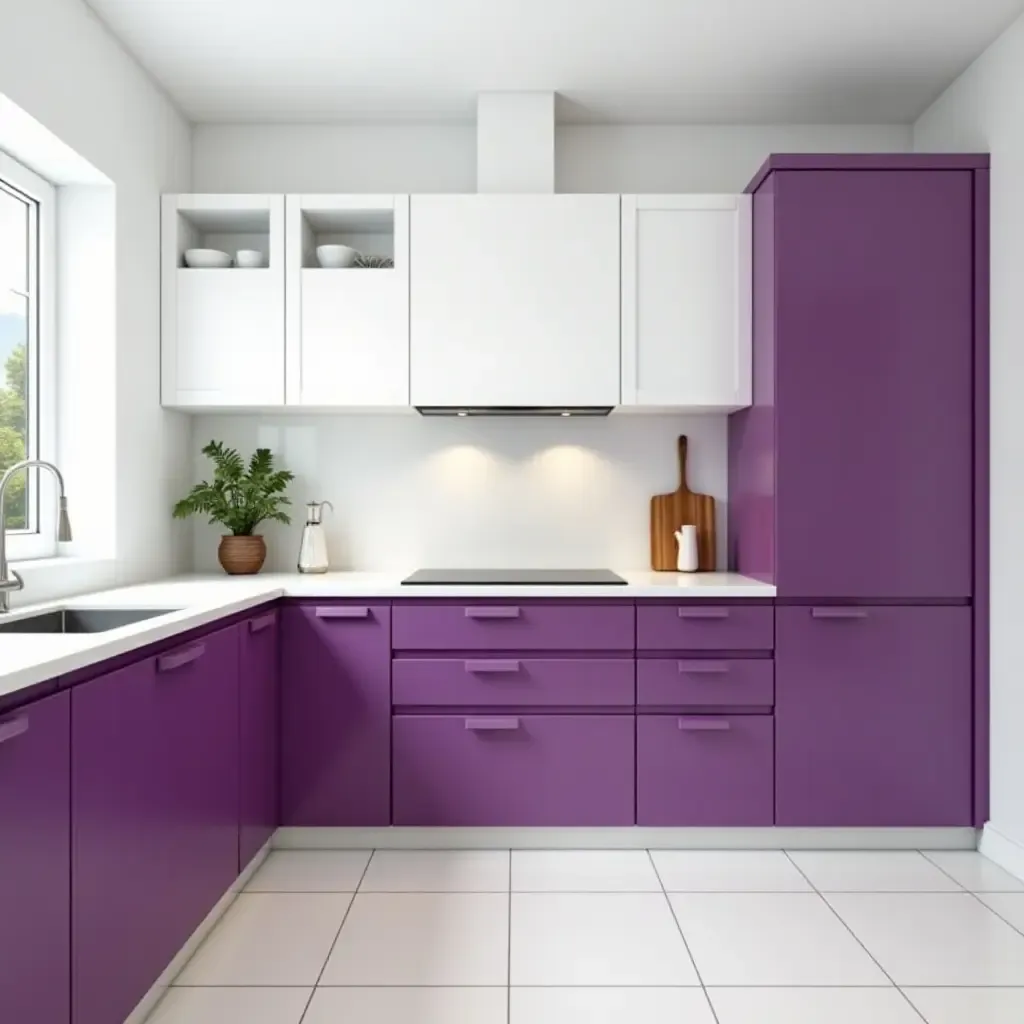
[510,893,698,985]
[510,987,716,1023]
[320,893,508,985]
[303,987,507,1024]
[175,894,352,986]
[978,893,1024,934]
[244,850,371,892]
[669,892,888,986]
[923,851,1024,892]
[827,892,1024,986]
[512,850,661,891]
[709,987,922,1024]
[788,851,963,892]
[359,849,509,892]
[651,850,812,892]
[904,988,1024,1024]
[145,987,311,1024]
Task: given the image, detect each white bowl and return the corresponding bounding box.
[234,249,265,269]
[316,244,359,268]
[184,248,232,269]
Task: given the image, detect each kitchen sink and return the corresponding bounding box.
[0,608,180,634]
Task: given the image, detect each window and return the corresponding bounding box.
[0,151,55,559]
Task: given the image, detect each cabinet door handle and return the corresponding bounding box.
[157,643,206,673]
[677,718,731,731]
[465,607,520,619]
[465,717,520,731]
[0,716,28,746]
[465,660,521,674]
[677,608,729,619]
[811,608,868,620]
[678,661,730,675]
[315,606,370,619]
[249,612,277,633]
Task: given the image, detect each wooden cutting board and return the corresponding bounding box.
[650,435,716,571]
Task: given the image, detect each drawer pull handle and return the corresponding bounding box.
[678,661,730,675]
[465,717,520,731]
[465,607,521,619]
[678,718,731,731]
[677,608,729,620]
[811,608,868,620]
[0,716,28,746]
[158,643,206,673]
[249,612,277,633]
[316,606,371,619]
[465,660,521,674]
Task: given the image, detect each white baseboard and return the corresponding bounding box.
[979,823,1024,883]
[273,826,978,851]
[123,841,271,1024]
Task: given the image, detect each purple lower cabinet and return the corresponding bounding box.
[636,714,774,826]
[73,626,240,1024]
[280,604,391,826]
[393,714,635,826]
[0,691,70,1024]
[775,606,972,826]
[240,609,280,868]
[637,604,774,652]
[637,658,774,709]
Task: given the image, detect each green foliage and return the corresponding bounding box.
[0,344,27,531]
[173,440,295,536]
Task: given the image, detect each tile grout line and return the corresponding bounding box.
[507,849,512,1024]
[782,851,929,1024]
[646,849,721,1024]
[920,848,1024,942]
[296,849,376,1024]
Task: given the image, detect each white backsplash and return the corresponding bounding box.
[189,414,728,572]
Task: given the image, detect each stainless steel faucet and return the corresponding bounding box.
[0,460,73,613]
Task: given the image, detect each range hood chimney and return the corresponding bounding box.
[418,94,610,418]
[476,91,555,193]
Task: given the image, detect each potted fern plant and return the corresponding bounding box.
[173,441,295,575]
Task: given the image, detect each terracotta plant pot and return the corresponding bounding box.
[218,535,267,575]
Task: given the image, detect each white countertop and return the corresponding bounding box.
[0,571,774,704]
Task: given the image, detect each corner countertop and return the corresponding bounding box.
[0,570,774,703]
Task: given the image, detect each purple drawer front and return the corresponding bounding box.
[392,603,634,651]
[393,714,635,826]
[637,605,773,651]
[637,714,774,826]
[638,659,774,708]
[392,658,635,708]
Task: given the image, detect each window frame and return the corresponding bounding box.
[0,150,56,561]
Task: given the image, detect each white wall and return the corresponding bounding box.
[0,0,192,600]
[193,122,911,194]
[190,413,727,572]
[914,12,1024,865]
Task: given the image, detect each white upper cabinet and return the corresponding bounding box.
[410,195,621,409]
[161,195,285,407]
[286,195,409,407]
[621,195,752,411]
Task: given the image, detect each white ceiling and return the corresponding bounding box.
[86,0,1024,124]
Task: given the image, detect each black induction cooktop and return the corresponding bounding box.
[401,569,628,585]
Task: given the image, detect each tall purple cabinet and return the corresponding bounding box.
[730,154,989,826]
[0,691,70,1024]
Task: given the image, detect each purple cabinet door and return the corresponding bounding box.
[0,692,70,1024]
[240,609,279,868]
[637,604,774,651]
[775,606,972,826]
[773,170,974,598]
[73,626,240,1024]
[637,714,774,826]
[637,658,774,709]
[393,714,635,826]
[281,604,391,826]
